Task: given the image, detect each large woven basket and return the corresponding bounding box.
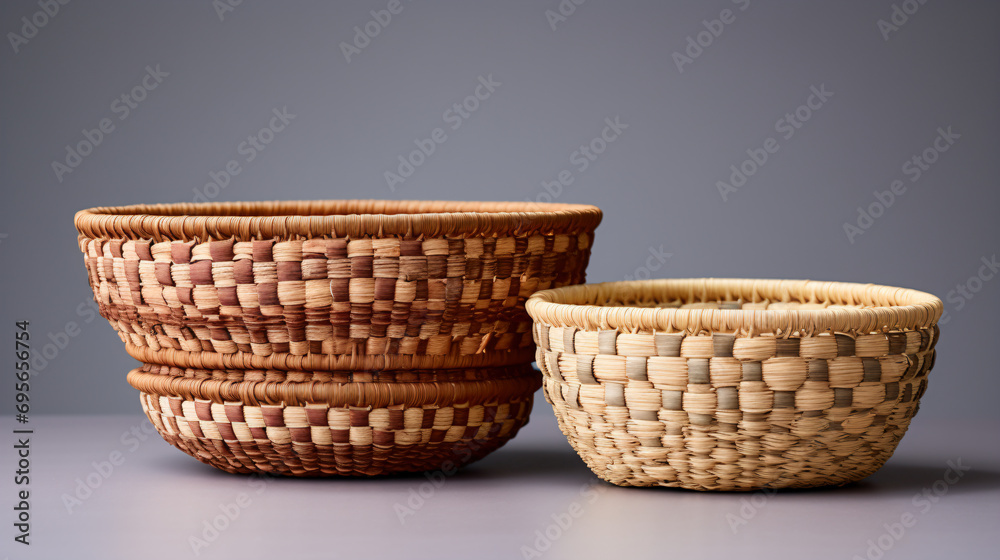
[74,200,601,476]
[525,279,942,490]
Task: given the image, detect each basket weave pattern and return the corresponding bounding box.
[131,364,536,475]
[78,232,593,366]
[526,279,942,490]
[75,201,601,476]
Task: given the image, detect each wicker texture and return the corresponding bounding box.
[130,365,537,476]
[75,200,601,476]
[526,279,942,490]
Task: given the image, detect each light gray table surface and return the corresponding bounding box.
[3,406,998,560]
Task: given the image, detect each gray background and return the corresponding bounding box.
[2,2,999,559]
[2,0,997,422]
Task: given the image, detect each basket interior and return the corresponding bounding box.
[537,279,939,311]
[81,200,588,217]
[527,279,942,335]
[75,200,602,241]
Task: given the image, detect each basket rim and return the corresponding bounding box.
[127,366,540,407]
[525,278,943,336]
[125,343,536,372]
[74,199,602,241]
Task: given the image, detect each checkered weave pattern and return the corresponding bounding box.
[75,200,601,476]
[78,230,594,365]
[131,364,536,475]
[526,279,942,490]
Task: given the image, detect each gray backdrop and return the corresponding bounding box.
[1,0,997,428]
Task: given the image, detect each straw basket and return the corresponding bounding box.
[74,200,601,476]
[525,279,942,490]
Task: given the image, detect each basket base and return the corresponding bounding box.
[139,390,535,477]
[573,439,897,491]
[546,384,919,491]
[156,430,518,476]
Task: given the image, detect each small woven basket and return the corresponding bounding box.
[75,200,601,476]
[526,279,942,490]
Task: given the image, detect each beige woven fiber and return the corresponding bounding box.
[525,279,942,490]
[74,200,602,476]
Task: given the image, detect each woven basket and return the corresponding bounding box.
[525,279,942,490]
[74,200,601,476]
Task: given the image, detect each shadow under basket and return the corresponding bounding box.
[525,279,943,491]
[128,364,539,476]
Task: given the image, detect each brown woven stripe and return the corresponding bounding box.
[127,366,540,407]
[125,343,536,372]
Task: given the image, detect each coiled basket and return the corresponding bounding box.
[525,279,942,490]
[75,200,601,476]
